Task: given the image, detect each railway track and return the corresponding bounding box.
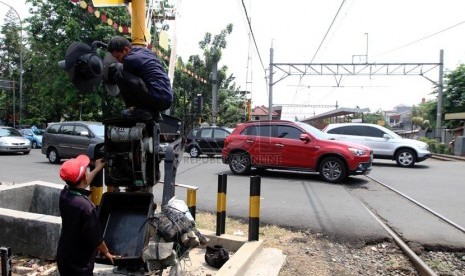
[345,174,465,276]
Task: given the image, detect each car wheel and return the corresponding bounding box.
[31,141,38,149]
[319,156,347,183]
[229,152,251,175]
[48,148,61,164]
[395,149,415,167]
[189,146,201,158]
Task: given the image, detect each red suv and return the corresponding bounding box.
[222,121,373,183]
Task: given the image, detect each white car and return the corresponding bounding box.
[0,126,31,154]
[323,123,431,167]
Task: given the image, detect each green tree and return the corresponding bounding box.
[363,112,386,125]
[171,24,246,130]
[3,1,242,130]
[24,0,130,124]
[417,100,437,128]
[421,64,465,129]
[443,64,465,128]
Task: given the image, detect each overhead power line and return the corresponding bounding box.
[309,0,346,63]
[292,0,346,103]
[240,0,267,75]
[378,19,465,57]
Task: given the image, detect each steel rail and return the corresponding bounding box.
[367,175,465,234]
[348,190,438,276]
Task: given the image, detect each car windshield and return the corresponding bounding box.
[0,128,22,137]
[88,125,104,137]
[295,122,328,140]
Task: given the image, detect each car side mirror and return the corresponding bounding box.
[300,133,311,142]
[383,134,390,140]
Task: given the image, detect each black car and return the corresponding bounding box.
[186,126,233,157]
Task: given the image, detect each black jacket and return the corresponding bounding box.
[56,185,103,275]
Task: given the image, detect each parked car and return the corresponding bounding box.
[19,128,45,149]
[186,126,233,158]
[323,123,431,167]
[222,120,373,183]
[0,126,31,154]
[41,121,104,163]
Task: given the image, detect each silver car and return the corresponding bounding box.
[323,123,431,167]
[0,126,31,154]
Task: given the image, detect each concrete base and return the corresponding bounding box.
[95,229,286,276]
[0,181,63,260]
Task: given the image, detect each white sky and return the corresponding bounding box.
[3,0,465,120]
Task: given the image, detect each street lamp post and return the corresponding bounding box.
[0,1,23,126]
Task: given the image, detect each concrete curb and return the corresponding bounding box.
[432,153,465,161]
[200,229,264,276]
[202,229,286,276]
[94,229,269,275]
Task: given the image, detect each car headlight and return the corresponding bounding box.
[418,142,428,150]
[348,147,367,157]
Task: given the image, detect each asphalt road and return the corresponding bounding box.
[1,150,464,247]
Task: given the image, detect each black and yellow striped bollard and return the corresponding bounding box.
[249,176,261,241]
[216,174,227,236]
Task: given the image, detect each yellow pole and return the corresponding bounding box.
[186,189,197,220]
[89,169,104,206]
[131,0,147,47]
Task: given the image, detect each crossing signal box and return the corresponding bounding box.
[193,94,203,115]
[58,42,104,93]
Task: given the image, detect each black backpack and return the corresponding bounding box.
[205,245,229,268]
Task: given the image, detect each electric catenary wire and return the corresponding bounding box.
[377,19,465,57]
[240,0,270,103]
[292,0,346,104]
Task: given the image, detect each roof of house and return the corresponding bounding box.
[252,105,278,116]
[300,107,370,123]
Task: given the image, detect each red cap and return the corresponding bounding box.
[60,155,90,184]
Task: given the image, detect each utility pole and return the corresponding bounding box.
[211,59,218,126]
[130,0,147,47]
[268,47,274,120]
[0,1,23,126]
[436,49,444,140]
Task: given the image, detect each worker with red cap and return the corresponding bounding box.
[56,155,115,275]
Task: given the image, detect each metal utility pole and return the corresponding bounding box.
[0,1,23,126]
[268,47,274,120]
[211,60,218,126]
[436,49,444,132]
[130,0,147,47]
